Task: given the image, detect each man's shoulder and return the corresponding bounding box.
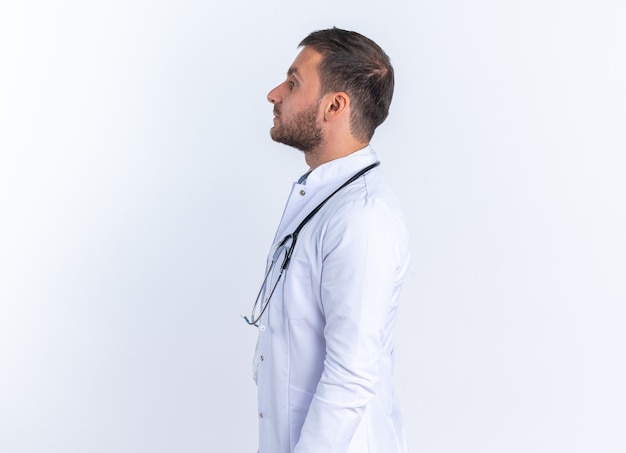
[319,172,407,235]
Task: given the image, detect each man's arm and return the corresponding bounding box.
[294,197,408,452]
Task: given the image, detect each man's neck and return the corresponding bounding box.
[304,141,369,170]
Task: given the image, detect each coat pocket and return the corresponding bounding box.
[288,386,315,451]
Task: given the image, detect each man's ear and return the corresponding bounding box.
[323,92,350,121]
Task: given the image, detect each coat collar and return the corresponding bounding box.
[298,145,378,188]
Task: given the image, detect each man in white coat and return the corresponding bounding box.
[247,27,410,453]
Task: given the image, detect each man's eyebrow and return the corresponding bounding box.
[287,67,301,79]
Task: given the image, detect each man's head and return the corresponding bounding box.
[299,27,394,143]
[267,28,394,161]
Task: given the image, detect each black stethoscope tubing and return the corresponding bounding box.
[244,160,381,326]
[278,160,381,272]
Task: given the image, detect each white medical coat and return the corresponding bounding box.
[254,146,410,453]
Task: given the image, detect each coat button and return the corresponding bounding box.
[259,412,264,419]
[260,355,264,362]
[299,190,306,196]
[259,325,266,332]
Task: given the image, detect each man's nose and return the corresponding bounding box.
[267,84,282,104]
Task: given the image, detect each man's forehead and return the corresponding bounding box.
[287,47,322,78]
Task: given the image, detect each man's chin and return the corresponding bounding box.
[269,127,284,144]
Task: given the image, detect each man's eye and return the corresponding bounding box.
[289,80,296,89]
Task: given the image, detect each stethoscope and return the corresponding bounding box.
[243,161,381,326]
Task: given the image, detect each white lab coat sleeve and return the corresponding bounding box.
[293,196,404,452]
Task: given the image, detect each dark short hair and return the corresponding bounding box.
[299,27,394,142]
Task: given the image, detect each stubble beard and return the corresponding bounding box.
[270,104,323,153]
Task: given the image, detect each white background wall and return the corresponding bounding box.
[1,1,625,452]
